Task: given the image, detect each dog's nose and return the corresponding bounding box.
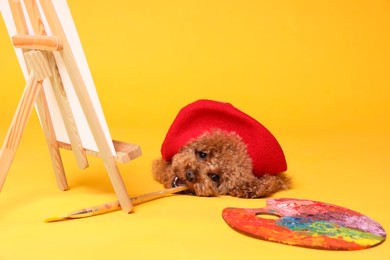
[185,169,197,182]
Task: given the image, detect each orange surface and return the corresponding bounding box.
[0,1,389,259]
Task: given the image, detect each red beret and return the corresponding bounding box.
[161,100,287,176]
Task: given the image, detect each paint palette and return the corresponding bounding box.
[222,198,386,250]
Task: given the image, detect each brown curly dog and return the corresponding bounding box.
[153,130,290,198]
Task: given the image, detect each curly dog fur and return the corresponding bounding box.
[153,130,291,198]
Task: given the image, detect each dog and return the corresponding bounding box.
[152,99,290,198]
[152,129,290,198]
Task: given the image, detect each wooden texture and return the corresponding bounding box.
[39,0,133,213]
[46,53,89,169]
[131,186,188,205]
[24,51,52,80]
[112,140,142,163]
[46,186,188,222]
[0,71,40,188]
[24,0,89,170]
[12,34,62,51]
[0,51,52,190]
[58,140,141,164]
[35,90,68,190]
[8,0,27,34]
[8,0,68,190]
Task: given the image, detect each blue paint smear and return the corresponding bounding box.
[276,217,337,235]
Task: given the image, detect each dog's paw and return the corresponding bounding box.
[227,173,291,198]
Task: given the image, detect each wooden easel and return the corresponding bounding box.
[0,0,141,213]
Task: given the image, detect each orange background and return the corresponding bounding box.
[0,0,389,259]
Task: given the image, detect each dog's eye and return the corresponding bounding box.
[208,173,220,183]
[197,151,208,159]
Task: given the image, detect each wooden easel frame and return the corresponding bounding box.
[0,0,141,213]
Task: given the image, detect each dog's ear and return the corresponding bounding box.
[152,159,173,187]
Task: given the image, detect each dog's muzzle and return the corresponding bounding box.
[185,169,197,182]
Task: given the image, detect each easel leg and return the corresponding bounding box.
[40,0,133,213]
[35,90,68,190]
[46,53,89,170]
[0,50,52,191]
[0,72,42,191]
[22,0,87,183]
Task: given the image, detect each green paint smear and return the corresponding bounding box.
[277,217,383,244]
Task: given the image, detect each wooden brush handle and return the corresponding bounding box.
[131,186,188,205]
[73,186,188,217]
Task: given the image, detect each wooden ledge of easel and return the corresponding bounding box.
[58,140,141,164]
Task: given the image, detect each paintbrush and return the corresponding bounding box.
[45,186,188,222]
